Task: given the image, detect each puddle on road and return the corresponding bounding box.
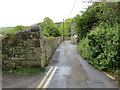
[58,67,71,76]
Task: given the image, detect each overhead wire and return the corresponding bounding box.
[68,0,77,19]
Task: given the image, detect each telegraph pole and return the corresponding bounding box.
[63,19,64,41]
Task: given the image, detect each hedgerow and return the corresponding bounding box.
[76,2,120,81]
[77,23,119,71]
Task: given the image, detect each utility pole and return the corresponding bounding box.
[63,19,64,41]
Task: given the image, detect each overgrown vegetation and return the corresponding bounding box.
[4,68,45,74]
[74,2,120,41]
[75,2,120,80]
[77,24,119,70]
[38,17,60,37]
[59,18,72,37]
[1,25,29,37]
[38,17,72,37]
[1,17,72,38]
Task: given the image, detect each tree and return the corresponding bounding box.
[76,2,120,79]
[74,3,100,41]
[59,18,72,37]
[74,2,120,41]
[42,26,60,37]
[41,17,55,28]
[39,17,60,37]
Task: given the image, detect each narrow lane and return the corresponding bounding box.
[2,41,118,89]
[45,41,118,88]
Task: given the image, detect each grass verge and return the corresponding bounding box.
[3,68,46,75]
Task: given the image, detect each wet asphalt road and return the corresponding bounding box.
[2,41,119,89]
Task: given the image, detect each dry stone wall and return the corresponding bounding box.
[2,25,62,70]
[39,37,62,68]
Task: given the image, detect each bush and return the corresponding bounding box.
[74,2,120,41]
[59,18,72,37]
[39,17,60,37]
[77,23,119,71]
[42,25,60,37]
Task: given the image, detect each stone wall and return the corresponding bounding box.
[39,37,62,68]
[2,25,62,70]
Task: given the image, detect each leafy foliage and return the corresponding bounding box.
[1,25,28,37]
[76,2,120,77]
[38,17,60,37]
[74,2,120,41]
[59,18,72,37]
[95,2,120,26]
[42,25,60,37]
[77,23,119,71]
[74,4,98,41]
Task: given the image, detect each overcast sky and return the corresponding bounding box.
[0,0,92,27]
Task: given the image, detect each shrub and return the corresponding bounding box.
[42,25,60,37]
[77,23,119,71]
[74,2,120,41]
[39,17,60,37]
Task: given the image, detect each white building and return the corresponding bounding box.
[71,20,77,44]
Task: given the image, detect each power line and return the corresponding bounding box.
[68,0,77,18]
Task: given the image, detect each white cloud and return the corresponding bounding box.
[0,0,92,27]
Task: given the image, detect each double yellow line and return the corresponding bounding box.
[36,66,58,90]
[102,71,116,80]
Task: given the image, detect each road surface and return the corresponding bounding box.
[2,41,119,89]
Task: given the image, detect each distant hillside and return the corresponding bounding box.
[0,27,14,31]
[0,26,30,37]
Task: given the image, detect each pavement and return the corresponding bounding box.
[2,41,119,89]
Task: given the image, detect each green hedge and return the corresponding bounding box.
[77,23,119,71]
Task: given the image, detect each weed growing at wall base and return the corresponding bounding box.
[4,68,45,75]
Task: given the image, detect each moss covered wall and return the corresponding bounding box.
[2,27,62,70]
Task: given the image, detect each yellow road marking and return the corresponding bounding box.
[36,66,54,90]
[42,66,58,88]
[102,71,116,80]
